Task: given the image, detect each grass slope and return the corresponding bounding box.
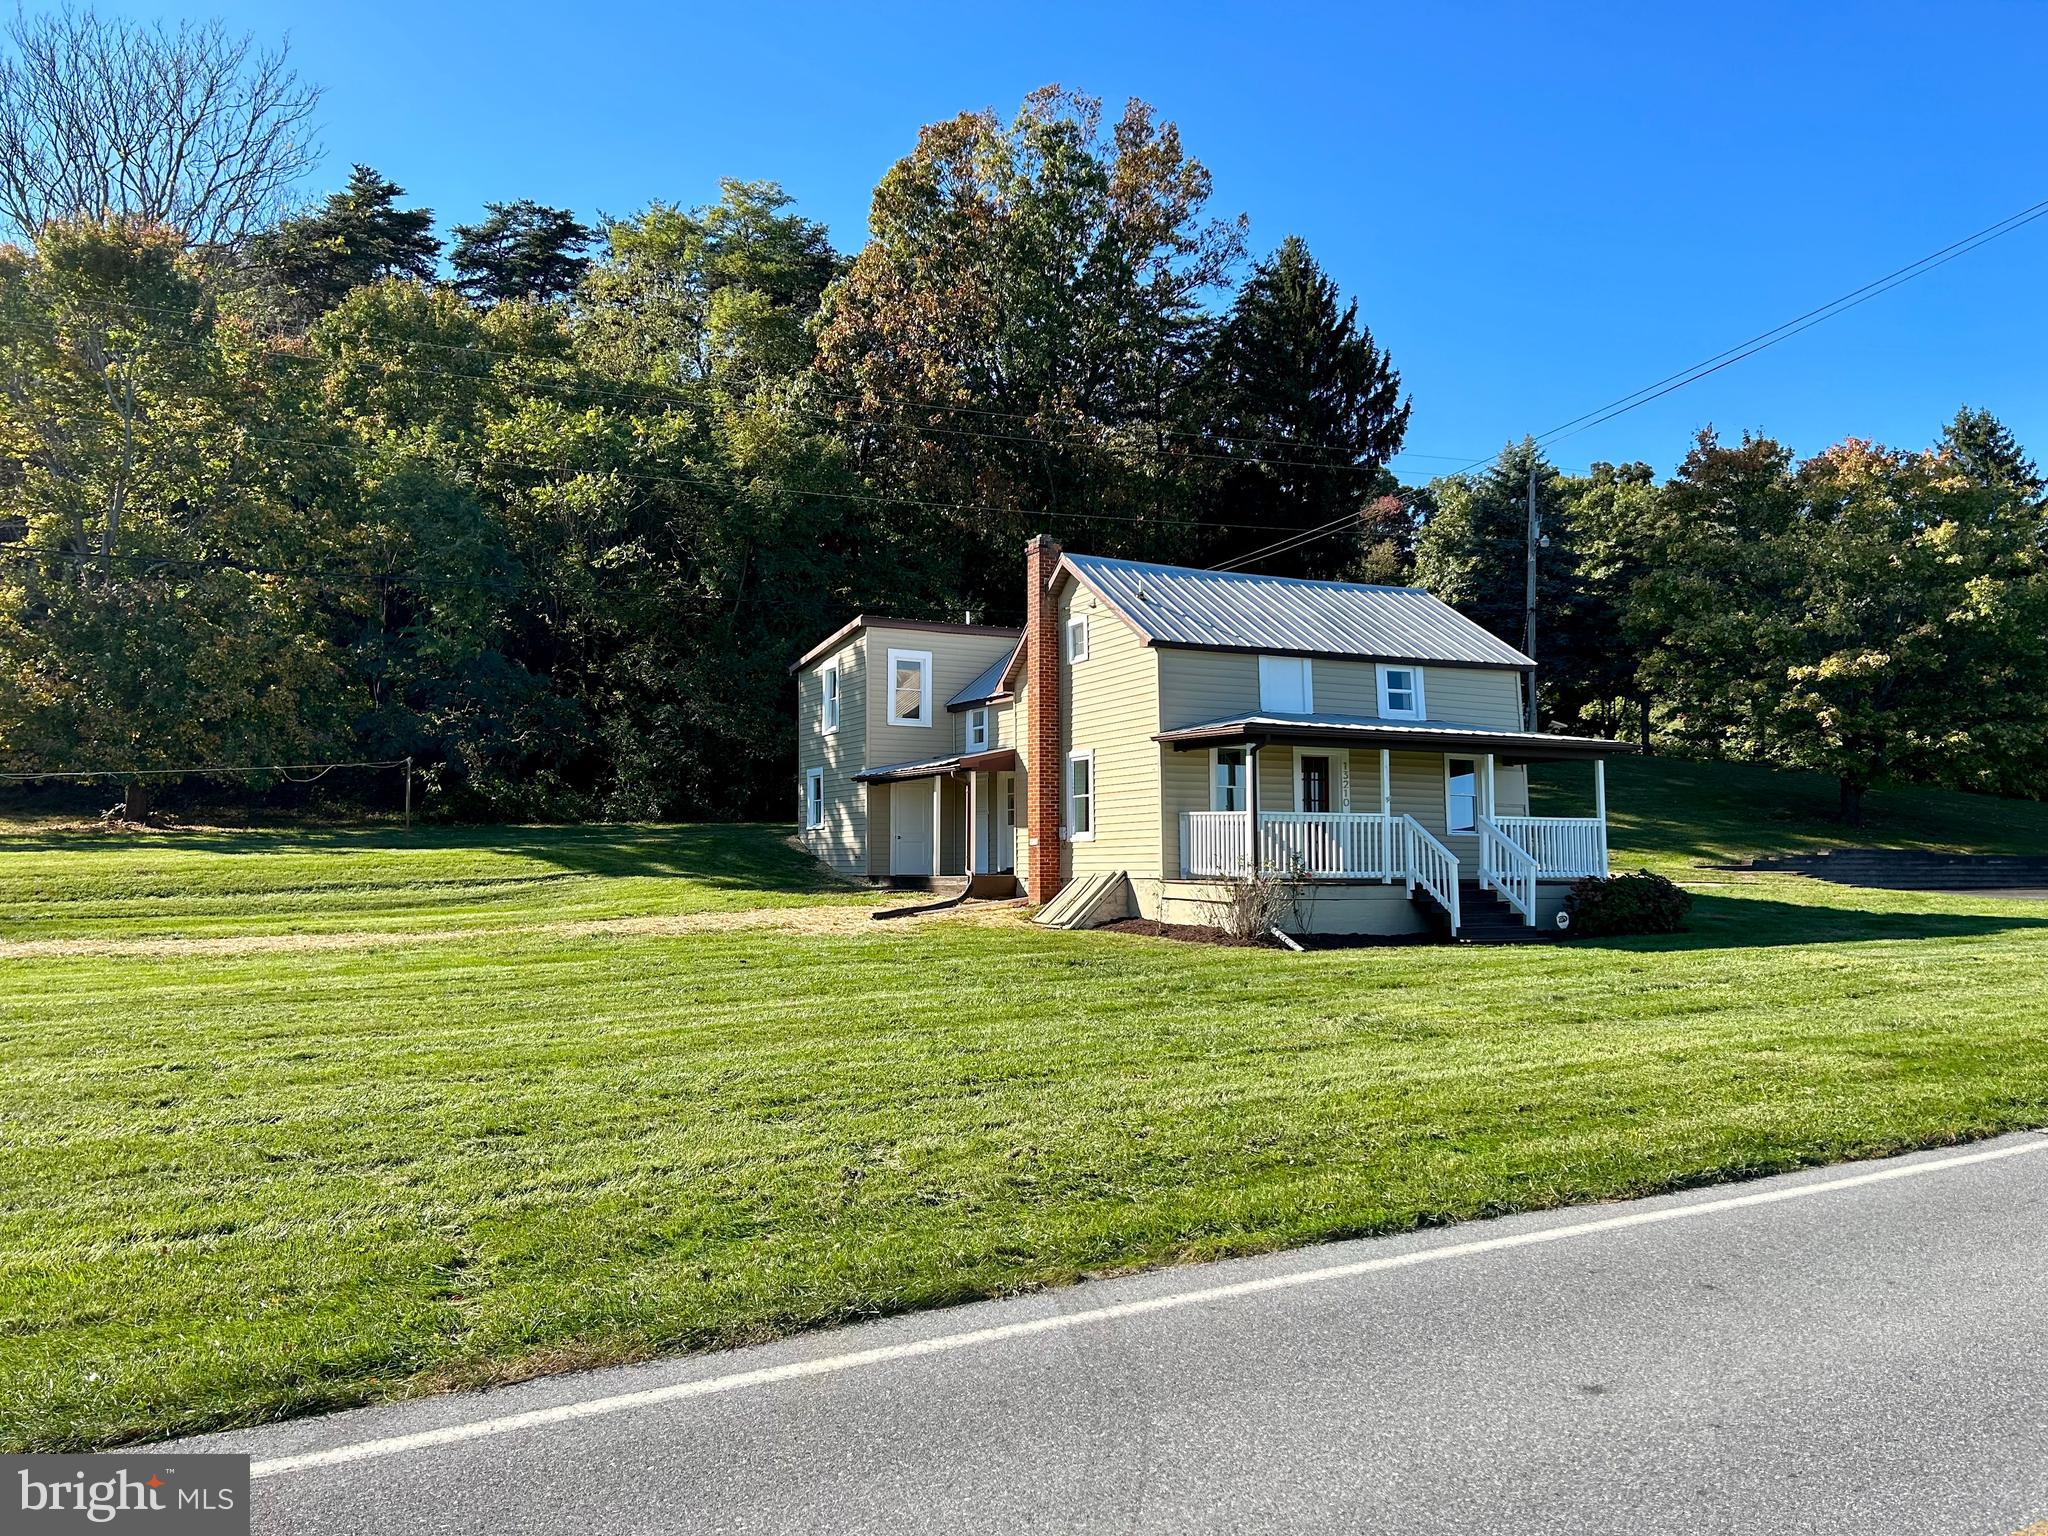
[3,757,2046,1451]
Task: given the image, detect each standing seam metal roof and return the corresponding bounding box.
[1063,553,1534,668]
[946,644,1020,710]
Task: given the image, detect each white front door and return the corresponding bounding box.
[993,772,1015,872]
[890,779,935,875]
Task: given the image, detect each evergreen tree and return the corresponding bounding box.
[451,200,593,305]
[1200,236,1410,576]
[1938,405,2044,502]
[253,165,441,314]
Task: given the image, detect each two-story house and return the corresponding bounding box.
[792,536,1628,937]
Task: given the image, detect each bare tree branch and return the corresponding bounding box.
[0,8,322,248]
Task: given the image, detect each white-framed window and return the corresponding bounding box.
[1377,663,1425,720]
[803,767,825,830]
[1066,613,1089,663]
[966,707,989,751]
[1445,756,1477,834]
[1066,749,1095,840]
[820,661,840,734]
[1210,747,1246,812]
[886,647,933,727]
[1257,654,1313,714]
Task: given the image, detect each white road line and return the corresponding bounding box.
[252,1134,2047,1479]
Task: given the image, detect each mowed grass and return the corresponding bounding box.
[0,822,870,940]
[4,758,2048,1452]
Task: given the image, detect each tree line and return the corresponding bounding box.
[0,10,2041,824]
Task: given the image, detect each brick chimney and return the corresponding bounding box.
[1024,533,1064,902]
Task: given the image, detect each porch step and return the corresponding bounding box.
[1032,871,1133,930]
[1414,880,1555,944]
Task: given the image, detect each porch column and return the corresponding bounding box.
[1378,748,1392,883]
[1594,757,1609,874]
[1482,753,1497,820]
[1245,742,1261,875]
[966,772,978,879]
[932,776,944,879]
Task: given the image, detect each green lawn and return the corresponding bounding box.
[4,757,2047,1452]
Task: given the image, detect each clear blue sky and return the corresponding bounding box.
[112,0,2048,477]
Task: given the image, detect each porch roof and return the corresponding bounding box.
[1154,712,1632,761]
[853,748,1019,784]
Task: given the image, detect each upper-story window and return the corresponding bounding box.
[1377,663,1425,720]
[1066,614,1089,663]
[966,707,989,751]
[1257,654,1313,714]
[821,661,840,733]
[887,648,933,727]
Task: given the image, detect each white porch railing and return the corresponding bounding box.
[1181,810,1251,879]
[1491,815,1608,879]
[1177,811,1610,939]
[1399,815,1460,933]
[1181,811,1399,881]
[1259,811,1398,879]
[1477,815,1537,926]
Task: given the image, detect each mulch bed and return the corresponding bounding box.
[1096,918,1275,948]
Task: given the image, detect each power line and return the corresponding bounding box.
[1216,190,2048,574]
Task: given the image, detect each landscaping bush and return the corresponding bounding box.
[1565,870,1692,936]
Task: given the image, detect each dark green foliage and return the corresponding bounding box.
[251,165,442,314]
[451,200,593,305]
[1564,870,1692,935]
[1939,405,2044,501]
[1412,438,1594,715]
[1199,235,1411,575]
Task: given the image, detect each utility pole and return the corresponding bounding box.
[1523,456,1539,731]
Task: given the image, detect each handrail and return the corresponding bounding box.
[1490,814,1608,879]
[1477,815,1537,926]
[1398,814,1460,934]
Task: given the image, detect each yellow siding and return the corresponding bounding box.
[1159,743,1210,873]
[794,633,868,878]
[863,625,1018,768]
[1158,648,1259,730]
[1159,648,1526,731]
[1010,671,1032,886]
[1419,665,1524,729]
[1310,659,1377,716]
[1061,586,1163,879]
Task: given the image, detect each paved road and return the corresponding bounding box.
[172,1133,2048,1535]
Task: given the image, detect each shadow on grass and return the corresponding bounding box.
[0,822,841,897]
[1575,890,2048,953]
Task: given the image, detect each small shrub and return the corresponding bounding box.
[1217,862,1306,942]
[1565,869,1692,936]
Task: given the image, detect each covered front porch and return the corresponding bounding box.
[1159,714,1626,935]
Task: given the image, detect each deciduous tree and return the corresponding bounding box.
[0,9,321,248]
[812,86,1246,615]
